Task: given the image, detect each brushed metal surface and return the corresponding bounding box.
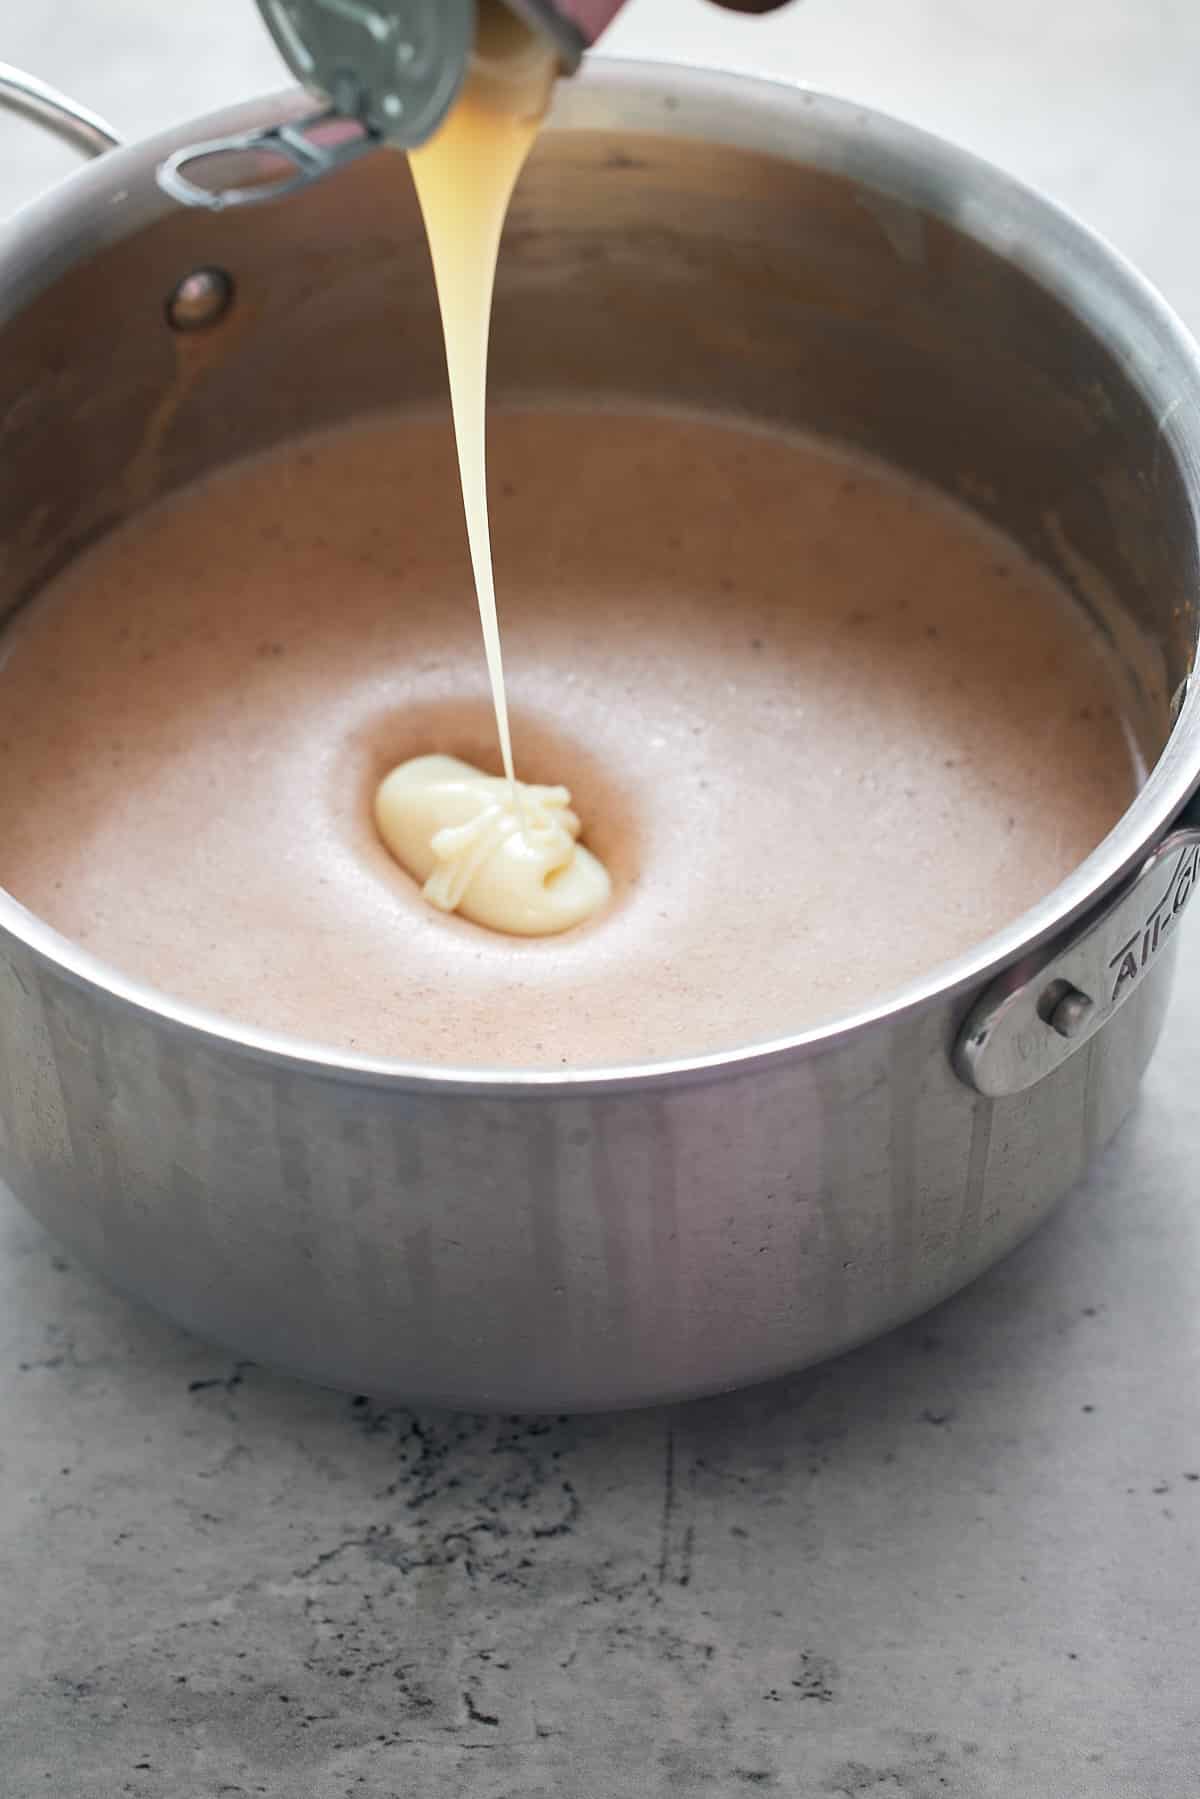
[0,64,1197,1407]
[0,925,1175,1408]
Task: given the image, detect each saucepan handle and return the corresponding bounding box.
[0,63,121,160]
[955,783,1200,1098]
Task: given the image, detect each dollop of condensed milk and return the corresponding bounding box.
[376,755,610,934]
[385,2,610,933]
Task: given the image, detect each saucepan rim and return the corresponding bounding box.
[0,58,1198,1096]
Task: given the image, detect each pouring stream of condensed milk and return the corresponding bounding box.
[375,3,611,935]
[157,0,797,937]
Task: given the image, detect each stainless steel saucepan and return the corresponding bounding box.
[0,59,1198,1409]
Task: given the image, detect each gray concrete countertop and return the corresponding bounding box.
[2,4,1200,1794]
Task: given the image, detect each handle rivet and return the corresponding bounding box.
[1047,986,1094,1039]
[166,266,234,332]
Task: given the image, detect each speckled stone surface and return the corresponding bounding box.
[3,965,1200,1798]
[3,3,1200,1795]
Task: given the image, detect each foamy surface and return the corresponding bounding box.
[0,409,1140,1068]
